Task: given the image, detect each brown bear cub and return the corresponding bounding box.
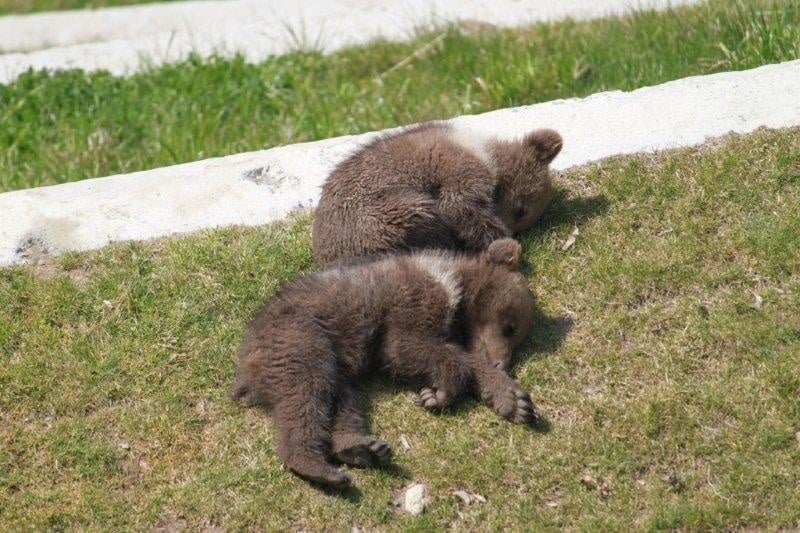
[231,239,538,488]
[312,121,563,266]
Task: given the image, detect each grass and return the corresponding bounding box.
[1,127,798,530]
[1,0,800,192]
[0,0,177,15]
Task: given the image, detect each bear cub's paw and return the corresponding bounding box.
[333,435,393,468]
[304,467,353,489]
[416,386,453,410]
[493,382,539,424]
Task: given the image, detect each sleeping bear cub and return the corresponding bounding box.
[231,239,538,488]
[313,121,563,266]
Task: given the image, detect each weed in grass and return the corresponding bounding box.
[1,128,798,529]
[2,0,800,192]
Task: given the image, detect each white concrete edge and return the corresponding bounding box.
[2,59,799,267]
[0,0,703,84]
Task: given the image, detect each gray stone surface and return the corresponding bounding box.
[2,60,799,266]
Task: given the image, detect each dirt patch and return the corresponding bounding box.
[33,259,92,288]
[240,164,297,193]
[14,235,51,265]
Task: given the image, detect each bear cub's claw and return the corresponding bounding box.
[333,436,393,468]
[494,383,539,424]
[416,387,451,410]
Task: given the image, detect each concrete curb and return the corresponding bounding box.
[2,59,799,266]
[0,0,701,84]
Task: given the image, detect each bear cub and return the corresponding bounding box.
[313,121,563,266]
[231,239,538,488]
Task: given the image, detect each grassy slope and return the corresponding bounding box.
[1,0,799,192]
[0,0,176,15]
[1,128,798,530]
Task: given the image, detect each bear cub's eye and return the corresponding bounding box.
[503,324,516,338]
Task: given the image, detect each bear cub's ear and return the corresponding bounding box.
[524,129,563,165]
[485,238,522,271]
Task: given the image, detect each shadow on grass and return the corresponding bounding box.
[434,395,554,434]
[516,190,610,362]
[509,190,610,434]
[528,188,611,264]
[523,190,610,249]
[526,307,574,358]
[307,478,364,502]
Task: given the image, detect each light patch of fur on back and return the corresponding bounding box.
[315,266,345,281]
[413,252,462,326]
[316,259,392,288]
[443,125,498,175]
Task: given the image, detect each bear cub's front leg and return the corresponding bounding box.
[414,347,474,411]
[462,349,540,424]
[414,351,539,425]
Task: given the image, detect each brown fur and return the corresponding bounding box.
[231,239,538,488]
[313,122,563,266]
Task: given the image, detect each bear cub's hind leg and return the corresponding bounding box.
[273,400,351,488]
[330,384,392,468]
[270,354,353,488]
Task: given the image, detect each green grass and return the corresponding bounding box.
[2,0,799,192]
[1,127,798,530]
[0,0,177,15]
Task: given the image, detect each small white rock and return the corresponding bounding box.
[560,226,580,251]
[453,490,471,505]
[795,431,800,447]
[400,434,412,452]
[402,483,428,516]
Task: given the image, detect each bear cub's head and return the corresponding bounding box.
[492,129,563,234]
[462,239,536,372]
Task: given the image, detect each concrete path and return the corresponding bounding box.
[2,59,799,266]
[0,0,702,84]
